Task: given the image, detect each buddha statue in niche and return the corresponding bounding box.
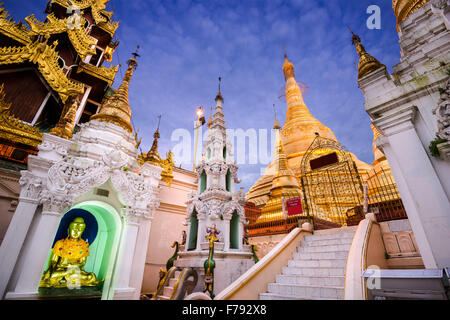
[40,217,102,288]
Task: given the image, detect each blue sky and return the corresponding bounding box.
[5,0,401,192]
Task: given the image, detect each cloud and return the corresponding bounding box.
[6,0,401,192]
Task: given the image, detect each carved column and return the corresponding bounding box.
[113,210,141,298]
[222,213,232,252]
[374,106,450,268]
[197,212,207,251]
[128,201,159,300]
[12,192,71,295]
[0,172,42,298]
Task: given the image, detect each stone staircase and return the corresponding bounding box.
[259,227,357,300]
[156,270,183,300]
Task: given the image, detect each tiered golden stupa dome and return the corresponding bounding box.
[90,53,138,133]
[246,53,372,209]
[393,0,431,29]
[280,53,338,170]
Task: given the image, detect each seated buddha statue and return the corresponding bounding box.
[40,217,102,288]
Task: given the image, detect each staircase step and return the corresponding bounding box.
[276,274,345,287]
[282,266,345,277]
[304,232,355,241]
[267,283,344,299]
[158,295,171,300]
[169,278,178,287]
[259,293,337,300]
[302,237,354,247]
[163,286,173,297]
[288,258,347,268]
[174,271,182,278]
[298,243,351,253]
[293,250,349,260]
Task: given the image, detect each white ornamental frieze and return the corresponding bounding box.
[45,147,157,210]
[47,158,109,197]
[40,189,73,215]
[205,199,223,219]
[18,171,43,201]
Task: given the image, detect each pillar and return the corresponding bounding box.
[223,214,232,251]
[113,215,140,298]
[8,197,70,297]
[197,213,207,250]
[375,106,450,268]
[128,205,157,300]
[0,183,40,298]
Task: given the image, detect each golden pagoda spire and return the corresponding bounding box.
[145,115,163,166]
[207,105,213,129]
[350,30,385,79]
[90,46,139,133]
[271,110,300,196]
[50,95,80,140]
[273,104,281,130]
[281,50,337,159]
[255,112,302,223]
[138,114,175,187]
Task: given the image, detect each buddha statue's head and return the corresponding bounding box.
[68,217,86,240]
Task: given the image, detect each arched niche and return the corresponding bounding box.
[223,146,227,160]
[200,170,207,193]
[188,209,199,251]
[226,169,232,192]
[230,210,240,249]
[40,200,122,300]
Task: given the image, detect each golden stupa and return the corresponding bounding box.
[90,55,137,133]
[255,115,304,223]
[246,53,372,213]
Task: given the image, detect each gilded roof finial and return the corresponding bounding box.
[273,104,281,130]
[154,114,161,138]
[349,29,385,79]
[145,115,162,165]
[282,45,295,81]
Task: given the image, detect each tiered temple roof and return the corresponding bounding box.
[0,0,119,164]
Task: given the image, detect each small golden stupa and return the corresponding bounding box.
[90,50,138,133]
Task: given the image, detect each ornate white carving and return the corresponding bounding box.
[18,171,43,202]
[186,198,207,217]
[39,140,69,157]
[40,189,73,215]
[39,145,160,219]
